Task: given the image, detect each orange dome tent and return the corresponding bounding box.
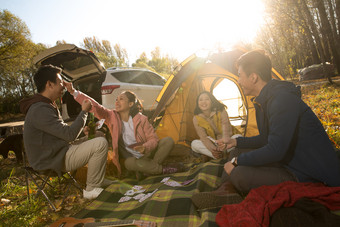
[151,48,284,146]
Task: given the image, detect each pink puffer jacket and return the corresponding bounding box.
[75,91,159,175]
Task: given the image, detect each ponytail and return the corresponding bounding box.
[122,91,144,117]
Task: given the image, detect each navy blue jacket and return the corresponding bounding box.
[236,80,340,186]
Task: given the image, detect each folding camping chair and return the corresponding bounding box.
[22,150,83,211]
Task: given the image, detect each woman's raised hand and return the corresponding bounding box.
[63,81,75,94]
[216,139,227,151]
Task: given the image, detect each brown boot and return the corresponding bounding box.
[191,182,243,209]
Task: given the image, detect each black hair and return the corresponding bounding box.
[122,91,144,117]
[194,91,226,115]
[236,50,272,82]
[34,64,62,93]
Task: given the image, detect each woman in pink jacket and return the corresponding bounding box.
[64,81,183,178]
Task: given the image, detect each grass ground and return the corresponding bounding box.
[0,158,93,226]
[301,81,340,148]
[0,80,339,226]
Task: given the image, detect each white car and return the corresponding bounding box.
[33,44,166,120]
[102,67,166,110]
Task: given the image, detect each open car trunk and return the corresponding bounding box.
[33,44,106,120]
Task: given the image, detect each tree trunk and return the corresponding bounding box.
[327,0,338,37]
[293,0,320,64]
[301,0,328,75]
[335,0,340,35]
[315,0,337,83]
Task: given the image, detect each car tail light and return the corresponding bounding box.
[101,85,120,95]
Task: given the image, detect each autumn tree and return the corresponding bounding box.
[132,52,155,71]
[132,47,179,79]
[0,10,45,114]
[56,39,67,45]
[256,0,340,82]
[114,43,129,67]
[81,36,129,68]
[256,0,306,79]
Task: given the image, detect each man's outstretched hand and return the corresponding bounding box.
[82,99,92,112]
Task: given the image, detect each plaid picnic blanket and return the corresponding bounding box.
[74,159,227,227]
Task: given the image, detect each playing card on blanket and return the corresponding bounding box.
[164,180,182,187]
[124,189,135,196]
[118,196,132,203]
[138,189,158,203]
[133,193,146,200]
[161,177,170,183]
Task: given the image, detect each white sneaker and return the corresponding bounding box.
[83,187,104,199]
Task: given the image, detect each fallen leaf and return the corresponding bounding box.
[1,198,11,204]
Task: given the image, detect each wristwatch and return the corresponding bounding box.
[231,157,238,167]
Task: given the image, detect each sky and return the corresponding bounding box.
[1,0,266,64]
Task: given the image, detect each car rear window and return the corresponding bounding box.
[146,72,165,85]
[111,71,158,85]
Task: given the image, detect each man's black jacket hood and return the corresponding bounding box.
[255,79,301,106]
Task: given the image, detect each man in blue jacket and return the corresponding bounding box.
[192,50,340,209]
